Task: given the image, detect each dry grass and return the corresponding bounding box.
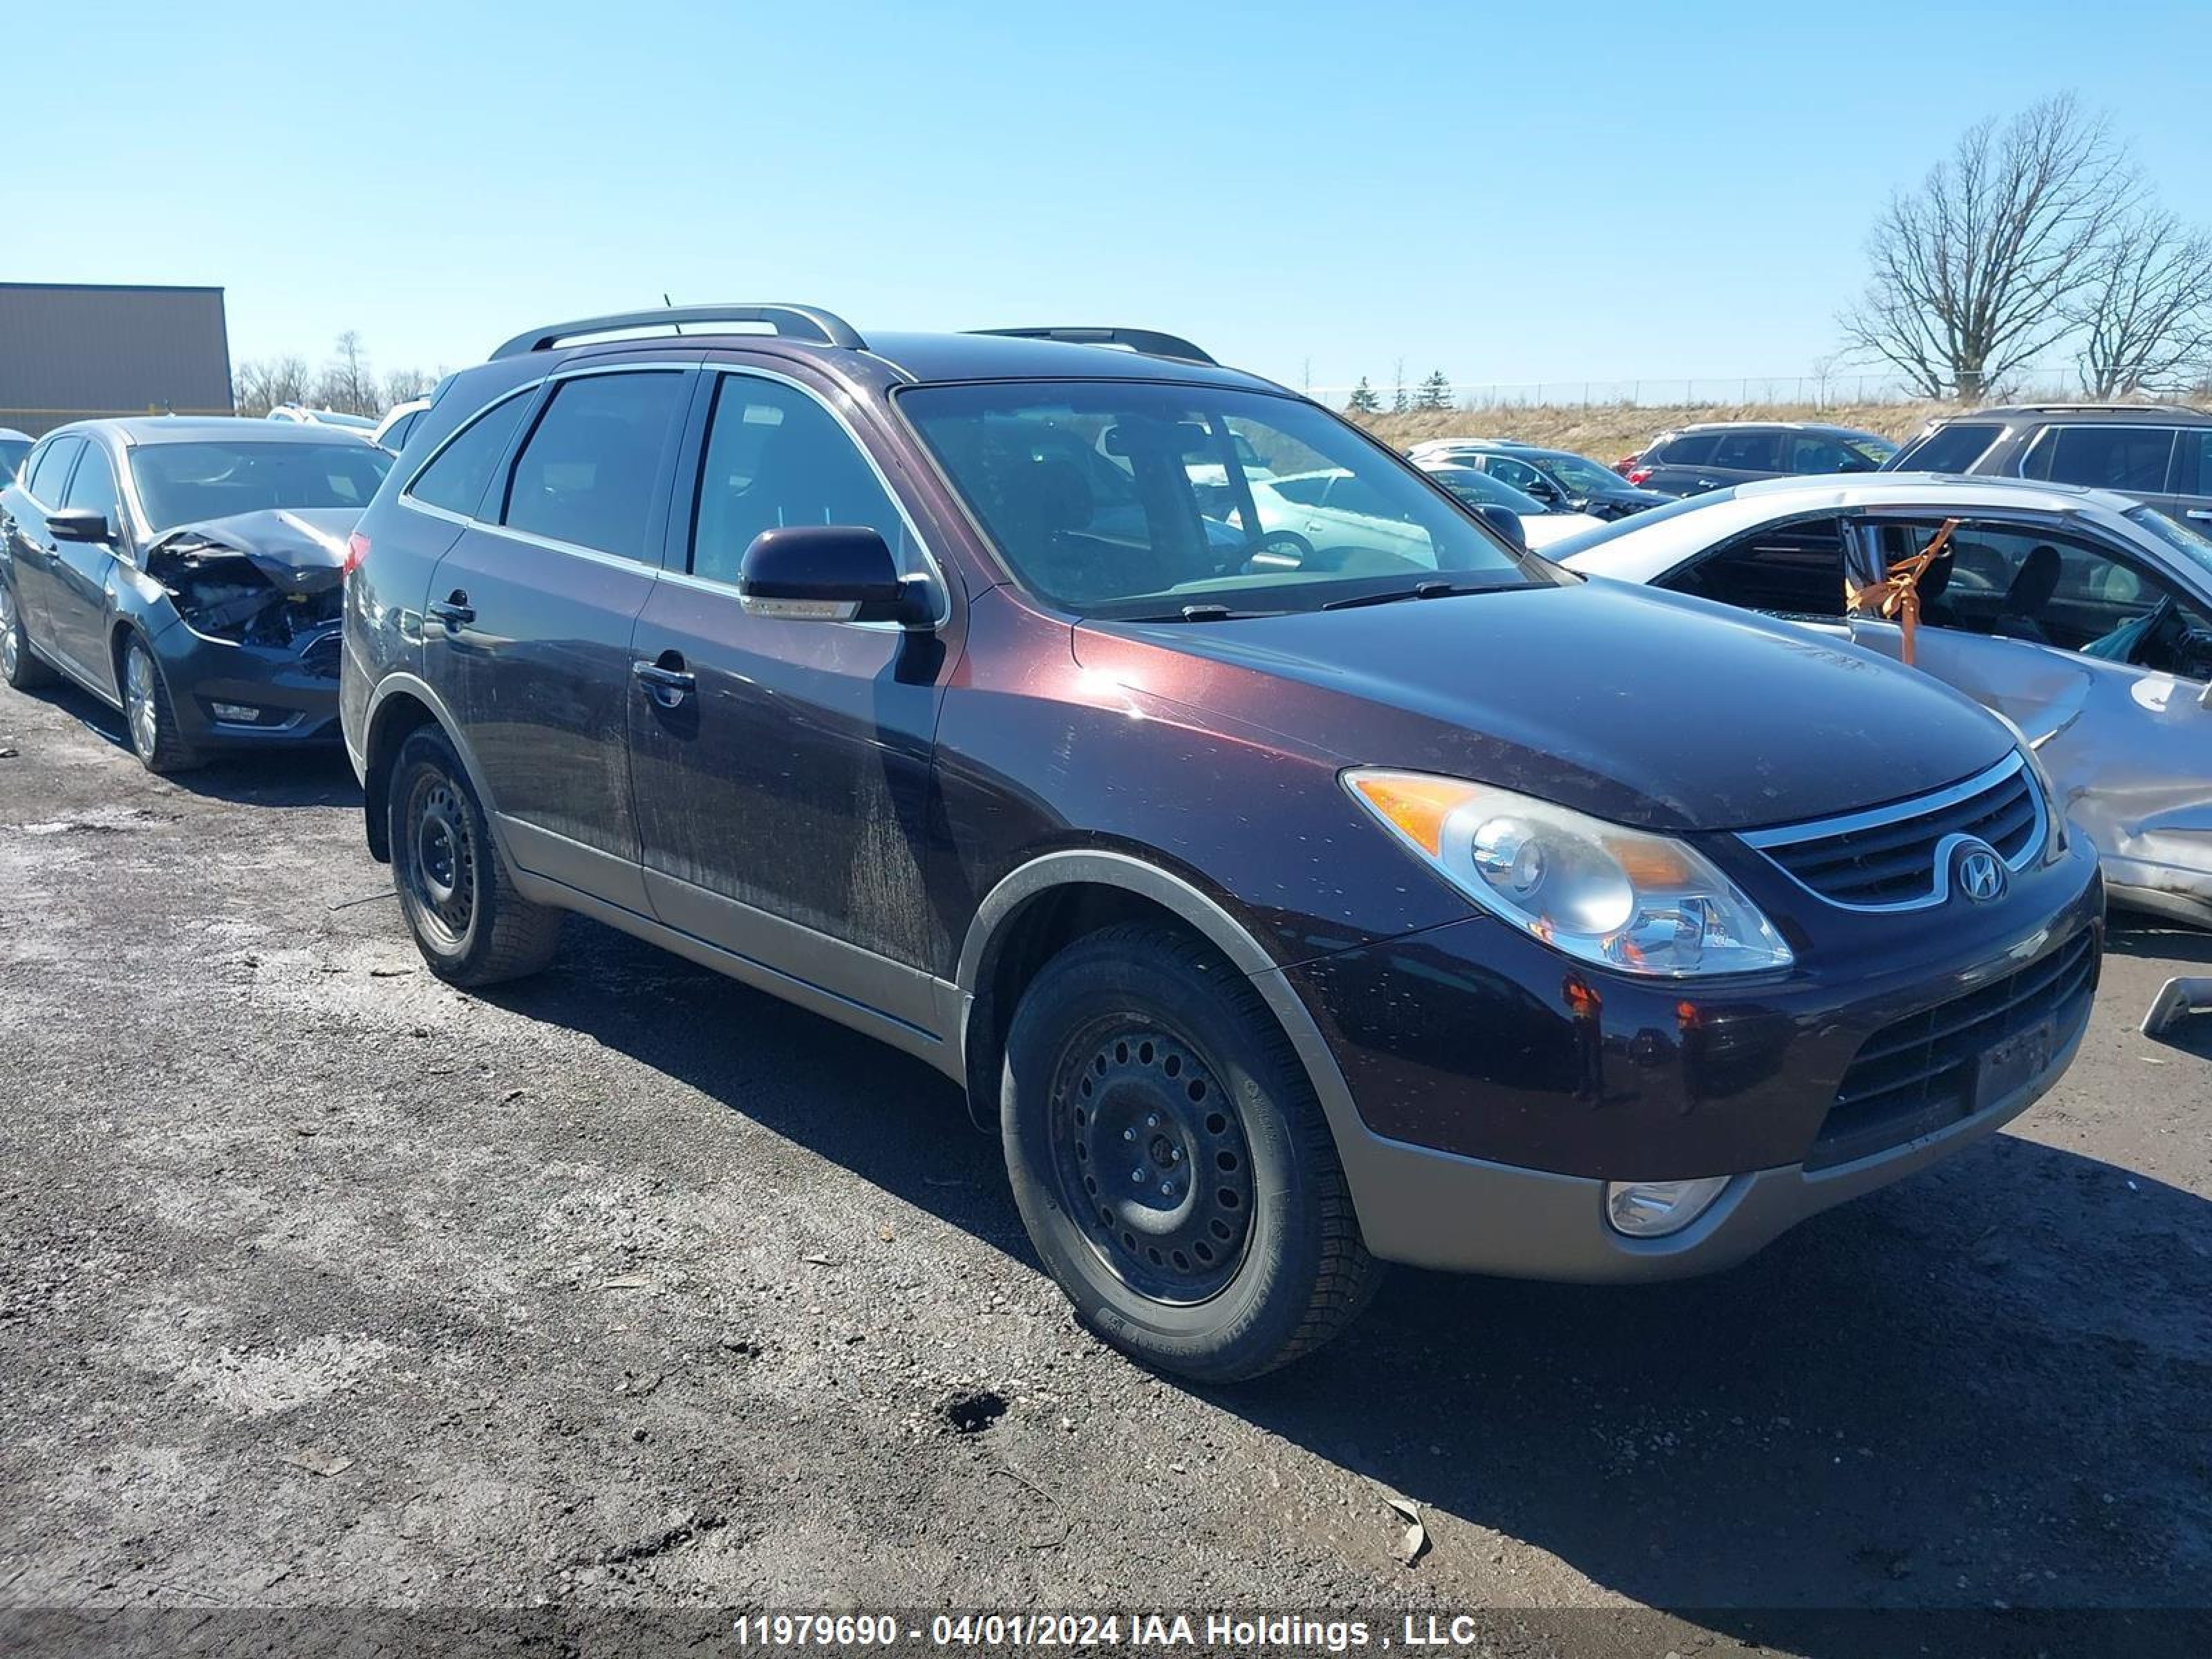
[1355,400,1952,463]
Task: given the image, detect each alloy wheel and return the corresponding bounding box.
[124,644,160,758]
[0,586,18,679]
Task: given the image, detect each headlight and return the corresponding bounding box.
[2017,741,2069,863]
[1344,769,1794,977]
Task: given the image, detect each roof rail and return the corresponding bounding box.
[1998,400,2210,415]
[490,303,864,361]
[971,326,1216,366]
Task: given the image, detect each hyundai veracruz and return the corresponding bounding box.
[1,419,392,770]
[339,307,2103,1380]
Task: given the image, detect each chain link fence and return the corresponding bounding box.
[1305,371,2101,413]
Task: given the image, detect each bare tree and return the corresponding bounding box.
[316,331,379,415]
[382,366,435,406]
[231,354,312,417]
[2066,206,2212,396]
[1840,95,2137,400]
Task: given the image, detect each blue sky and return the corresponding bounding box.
[15,0,2208,395]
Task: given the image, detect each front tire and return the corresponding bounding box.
[1001,922,1381,1382]
[0,580,56,691]
[388,726,563,986]
[122,634,200,774]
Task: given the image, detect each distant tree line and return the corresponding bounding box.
[232,331,439,418]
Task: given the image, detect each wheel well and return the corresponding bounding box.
[962,882,1224,1132]
[360,692,436,863]
[109,621,140,686]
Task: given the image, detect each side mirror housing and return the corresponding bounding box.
[1523,477,1560,502]
[1473,503,1528,553]
[738,525,931,627]
[48,507,114,545]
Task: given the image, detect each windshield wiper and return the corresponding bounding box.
[1322,579,1514,611]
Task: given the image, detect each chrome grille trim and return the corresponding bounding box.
[1738,753,2047,913]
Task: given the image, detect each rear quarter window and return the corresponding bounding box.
[1661,517,1848,617]
[408,390,535,518]
[1658,433,1719,465]
[2020,424,2180,494]
[1894,421,2002,474]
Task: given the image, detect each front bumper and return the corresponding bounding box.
[149,616,342,748]
[1268,834,2103,1280]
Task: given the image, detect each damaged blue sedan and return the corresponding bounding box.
[0,419,392,771]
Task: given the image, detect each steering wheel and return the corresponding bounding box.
[1239,531,1313,574]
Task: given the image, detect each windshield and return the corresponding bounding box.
[902,382,1546,617]
[1529,451,1623,494]
[1540,485,1742,561]
[129,440,393,534]
[2128,505,2212,587]
[1420,465,1545,514]
[0,437,29,480]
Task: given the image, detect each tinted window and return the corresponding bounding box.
[904,380,1542,617]
[1665,518,1847,616]
[129,442,393,534]
[503,372,684,560]
[0,437,29,480]
[1657,433,1718,465]
[1709,431,1785,471]
[2174,431,2212,498]
[26,437,84,503]
[61,445,123,529]
[1788,434,1877,474]
[1893,421,2001,474]
[410,391,533,518]
[2021,424,2179,494]
[690,375,916,585]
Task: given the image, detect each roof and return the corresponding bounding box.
[860,330,1282,391]
[59,416,379,448]
[1667,420,1891,438]
[1931,402,2212,424]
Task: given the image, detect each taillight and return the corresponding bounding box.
[1624,466,1654,487]
[344,531,369,577]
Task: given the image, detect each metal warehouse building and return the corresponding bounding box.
[0,282,234,437]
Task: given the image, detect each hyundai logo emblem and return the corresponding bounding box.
[1953,841,2007,903]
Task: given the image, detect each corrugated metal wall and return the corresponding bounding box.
[0,283,233,436]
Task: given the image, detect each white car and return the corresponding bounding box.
[371,397,432,453]
[1558,472,2212,926]
[267,405,377,433]
[0,427,31,483]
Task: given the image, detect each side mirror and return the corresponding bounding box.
[1521,477,1560,503]
[1473,503,1528,553]
[48,508,113,545]
[738,525,932,627]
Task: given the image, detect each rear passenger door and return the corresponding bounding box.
[1658,516,1851,626]
[422,362,693,913]
[6,436,86,647]
[626,363,958,1029]
[2163,428,2212,528]
[1635,432,1720,496]
[1701,430,1785,489]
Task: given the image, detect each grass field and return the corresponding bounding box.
[1353,400,1950,464]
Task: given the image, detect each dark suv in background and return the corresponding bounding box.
[1884,403,2212,525]
[1620,421,1897,496]
[341,305,2101,1380]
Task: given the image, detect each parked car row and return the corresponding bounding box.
[0,309,2151,1385]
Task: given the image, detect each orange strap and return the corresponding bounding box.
[1846,517,1960,667]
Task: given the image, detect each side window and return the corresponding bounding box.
[26,437,84,505]
[1658,433,1718,466]
[688,375,915,586]
[409,391,533,518]
[503,372,686,560]
[60,446,122,531]
[2175,430,2212,498]
[1710,431,1784,471]
[1790,434,1872,474]
[1485,456,1544,491]
[2021,425,2178,494]
[1268,473,1331,507]
[1665,517,1847,617]
[1895,420,2000,474]
[1875,520,2183,660]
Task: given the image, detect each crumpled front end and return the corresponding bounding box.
[143,508,355,745]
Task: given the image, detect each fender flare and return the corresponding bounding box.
[357,671,521,875]
[953,850,1373,1191]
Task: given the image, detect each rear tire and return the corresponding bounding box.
[0,579,55,691]
[388,726,563,986]
[1001,921,1381,1382]
[122,634,200,774]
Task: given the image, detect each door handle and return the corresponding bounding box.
[427,593,474,628]
[632,655,695,706]
[2188,509,2212,523]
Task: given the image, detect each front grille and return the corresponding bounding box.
[1810,928,2097,1170]
[1743,756,2042,909]
[299,630,341,680]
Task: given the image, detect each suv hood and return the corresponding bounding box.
[1074,579,2014,834]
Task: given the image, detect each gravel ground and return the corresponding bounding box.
[0,671,2206,1647]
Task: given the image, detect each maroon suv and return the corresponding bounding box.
[335,307,2102,1380]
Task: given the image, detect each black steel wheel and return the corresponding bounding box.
[1002,921,1381,1382]
[387,726,563,986]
